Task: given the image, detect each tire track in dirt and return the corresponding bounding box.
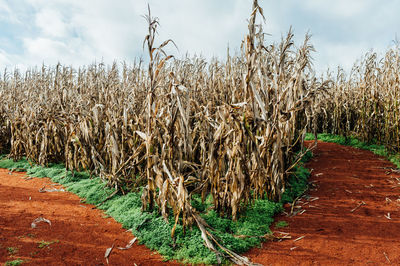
[246,141,400,265]
[0,169,178,265]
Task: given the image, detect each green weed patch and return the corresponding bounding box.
[4,259,25,266]
[275,221,289,228]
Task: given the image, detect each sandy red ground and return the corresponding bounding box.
[246,141,400,265]
[0,169,178,265]
[1,141,400,265]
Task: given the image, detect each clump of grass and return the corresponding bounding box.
[37,240,59,249]
[281,163,311,203]
[5,259,25,266]
[7,247,18,255]
[0,158,30,172]
[275,221,289,228]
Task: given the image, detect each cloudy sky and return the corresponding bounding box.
[0,0,399,73]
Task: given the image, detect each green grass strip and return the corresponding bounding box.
[0,154,311,264]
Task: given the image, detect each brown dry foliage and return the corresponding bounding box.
[315,46,400,152]
[0,2,326,261]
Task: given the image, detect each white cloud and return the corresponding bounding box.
[24,37,68,62]
[313,41,367,73]
[35,8,71,38]
[0,0,399,76]
[0,1,22,24]
[301,0,374,19]
[68,1,138,60]
[144,1,248,58]
[21,37,96,67]
[0,49,12,66]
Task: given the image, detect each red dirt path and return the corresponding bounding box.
[246,141,400,265]
[1,141,400,265]
[0,169,178,265]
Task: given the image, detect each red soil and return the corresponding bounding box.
[246,141,400,265]
[0,169,178,265]
[1,141,400,265]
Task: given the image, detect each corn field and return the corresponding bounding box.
[0,0,323,233]
[315,46,400,152]
[9,0,400,262]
